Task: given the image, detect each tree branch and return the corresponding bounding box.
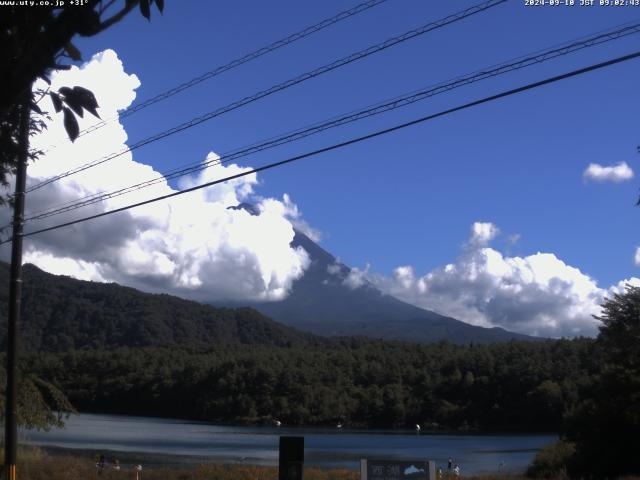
[94,0,140,34]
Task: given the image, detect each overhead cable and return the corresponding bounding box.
[70,0,391,141]
[4,49,638,245]
[27,0,507,193]
[24,21,640,223]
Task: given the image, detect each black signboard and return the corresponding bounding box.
[279,436,304,480]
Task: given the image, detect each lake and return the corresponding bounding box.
[21,413,556,475]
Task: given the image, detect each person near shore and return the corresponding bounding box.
[96,454,106,473]
[112,458,120,470]
[447,458,452,470]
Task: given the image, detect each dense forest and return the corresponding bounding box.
[0,263,323,351]
[24,338,597,432]
[2,261,638,477]
[0,262,603,433]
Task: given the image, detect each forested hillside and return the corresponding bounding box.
[0,263,322,351]
[25,338,597,432]
[0,261,602,433]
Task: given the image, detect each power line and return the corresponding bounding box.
[23,20,640,223]
[5,48,638,246]
[26,0,507,193]
[69,0,391,141]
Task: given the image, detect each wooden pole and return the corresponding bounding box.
[4,88,30,480]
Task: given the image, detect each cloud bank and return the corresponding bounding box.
[2,50,636,339]
[0,50,310,302]
[363,222,639,338]
[583,162,634,183]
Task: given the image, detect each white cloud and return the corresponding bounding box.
[280,193,322,242]
[327,263,341,275]
[583,162,634,183]
[0,49,313,303]
[635,247,640,267]
[370,224,640,338]
[469,222,499,246]
[343,263,371,290]
[607,277,640,296]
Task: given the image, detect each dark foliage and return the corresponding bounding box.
[23,338,598,431]
[0,359,76,431]
[0,263,322,351]
[0,1,164,204]
[561,286,640,478]
[0,261,602,431]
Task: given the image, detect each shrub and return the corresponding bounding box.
[526,440,575,479]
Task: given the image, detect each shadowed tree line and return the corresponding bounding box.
[24,338,597,432]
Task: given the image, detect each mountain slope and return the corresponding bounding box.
[245,231,536,344]
[0,262,322,352]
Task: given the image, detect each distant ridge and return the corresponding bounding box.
[0,228,536,350]
[0,262,323,352]
[238,230,537,344]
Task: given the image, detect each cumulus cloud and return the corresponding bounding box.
[469,222,499,246]
[343,263,371,290]
[369,222,640,338]
[635,247,640,267]
[583,162,634,183]
[280,193,322,242]
[0,49,313,302]
[327,263,341,275]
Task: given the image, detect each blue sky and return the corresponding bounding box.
[5,0,639,337]
[75,0,638,282]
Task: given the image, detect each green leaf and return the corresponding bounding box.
[50,93,62,113]
[62,107,79,142]
[140,0,151,20]
[72,86,100,118]
[58,86,73,97]
[59,87,84,118]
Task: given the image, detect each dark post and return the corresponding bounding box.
[279,436,304,480]
[4,89,31,480]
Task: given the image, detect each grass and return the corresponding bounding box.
[4,446,640,480]
[2,446,359,480]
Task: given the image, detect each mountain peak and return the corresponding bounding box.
[226,202,260,216]
[241,232,539,344]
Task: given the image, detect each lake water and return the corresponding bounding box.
[21,413,556,475]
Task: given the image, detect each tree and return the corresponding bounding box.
[0,1,166,465]
[0,0,165,205]
[0,365,76,431]
[564,285,640,478]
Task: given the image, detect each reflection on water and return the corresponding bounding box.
[21,413,556,475]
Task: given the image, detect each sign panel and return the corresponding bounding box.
[361,459,436,480]
[279,436,304,480]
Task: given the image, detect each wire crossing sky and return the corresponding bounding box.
[22,20,640,224]
[27,0,506,193]
[9,48,640,243]
[69,0,390,141]
[5,0,640,338]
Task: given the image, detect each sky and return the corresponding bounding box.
[2,0,639,338]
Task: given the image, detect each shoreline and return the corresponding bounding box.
[23,443,531,479]
[14,445,532,480]
[21,413,554,476]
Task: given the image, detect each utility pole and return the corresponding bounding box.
[4,89,31,480]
